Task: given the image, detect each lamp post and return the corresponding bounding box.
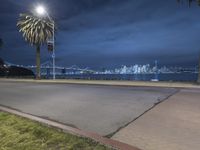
[35,5,56,80]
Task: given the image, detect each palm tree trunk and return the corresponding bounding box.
[36,45,41,79]
[197,55,200,84]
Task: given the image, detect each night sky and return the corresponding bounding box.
[0,0,200,69]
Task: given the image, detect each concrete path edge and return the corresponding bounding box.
[0,78,200,89]
[0,105,140,150]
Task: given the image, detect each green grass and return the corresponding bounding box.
[0,111,113,150]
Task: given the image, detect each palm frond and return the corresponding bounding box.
[17,13,54,46]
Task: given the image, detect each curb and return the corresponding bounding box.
[0,78,200,89]
[0,105,140,150]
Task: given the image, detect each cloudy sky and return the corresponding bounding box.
[0,0,200,69]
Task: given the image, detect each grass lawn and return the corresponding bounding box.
[0,111,113,150]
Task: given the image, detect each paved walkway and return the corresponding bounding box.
[112,89,200,150]
[1,78,200,89]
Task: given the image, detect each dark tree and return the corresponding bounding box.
[177,0,200,6]
[0,38,3,48]
[177,0,200,83]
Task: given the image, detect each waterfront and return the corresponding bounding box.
[52,73,198,82]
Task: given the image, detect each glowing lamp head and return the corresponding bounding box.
[35,6,46,15]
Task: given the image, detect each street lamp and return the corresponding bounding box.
[35,5,56,80]
[35,6,46,15]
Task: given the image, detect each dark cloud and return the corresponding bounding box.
[0,0,200,69]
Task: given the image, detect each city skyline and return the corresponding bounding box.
[6,61,197,75]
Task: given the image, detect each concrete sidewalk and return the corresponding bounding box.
[112,89,200,150]
[0,78,200,89]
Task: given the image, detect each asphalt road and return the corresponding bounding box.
[0,81,177,135]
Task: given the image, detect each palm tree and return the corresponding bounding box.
[17,13,54,79]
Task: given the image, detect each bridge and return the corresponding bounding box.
[4,61,96,77]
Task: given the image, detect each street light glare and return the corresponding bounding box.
[35,6,46,15]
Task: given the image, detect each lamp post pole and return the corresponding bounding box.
[35,5,56,80]
[52,21,55,80]
[46,13,55,80]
